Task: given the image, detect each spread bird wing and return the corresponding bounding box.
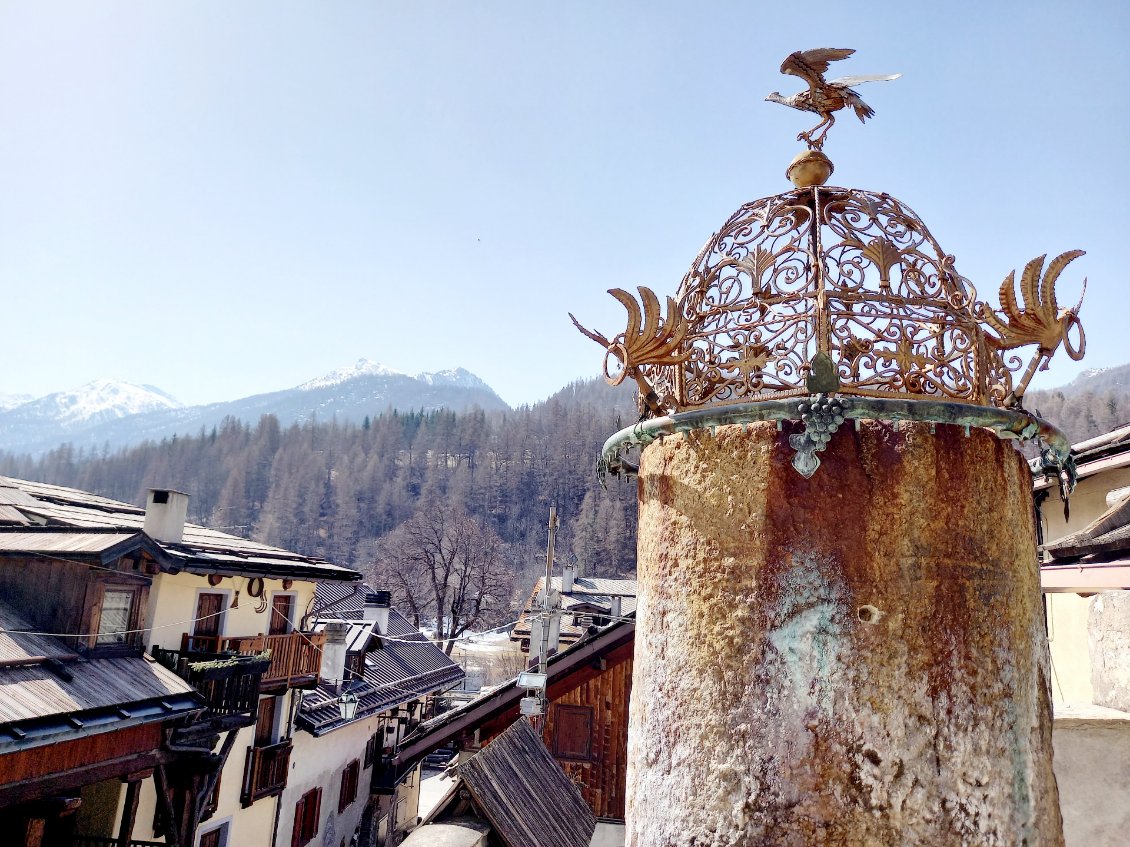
[780,48,856,87]
[828,73,902,87]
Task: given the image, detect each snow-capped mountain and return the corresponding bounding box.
[0,393,32,412]
[416,367,492,391]
[15,379,182,427]
[0,364,507,457]
[298,359,407,391]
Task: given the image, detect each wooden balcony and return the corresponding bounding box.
[180,630,325,692]
[152,648,268,725]
[241,739,293,806]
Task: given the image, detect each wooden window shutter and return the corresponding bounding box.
[553,704,594,760]
[270,593,294,636]
[255,696,277,747]
[292,787,322,847]
[310,788,322,836]
[290,795,304,847]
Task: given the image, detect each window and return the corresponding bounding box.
[96,588,135,645]
[194,591,227,639]
[364,733,379,769]
[552,704,594,761]
[198,820,229,847]
[269,593,296,635]
[292,788,321,847]
[255,696,279,747]
[201,773,222,821]
[338,759,360,813]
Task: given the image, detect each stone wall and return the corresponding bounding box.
[1089,591,1130,712]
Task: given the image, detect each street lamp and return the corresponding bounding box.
[338,689,359,722]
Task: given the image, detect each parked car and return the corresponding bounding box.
[423,746,456,768]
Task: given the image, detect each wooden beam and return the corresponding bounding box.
[153,764,181,847]
[20,818,44,847]
[0,751,160,810]
[116,779,141,847]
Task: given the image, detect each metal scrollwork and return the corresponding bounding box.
[571,186,1087,419]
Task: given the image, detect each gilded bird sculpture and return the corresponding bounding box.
[766,48,900,150]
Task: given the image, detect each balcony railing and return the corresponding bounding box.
[241,739,293,806]
[152,647,269,718]
[180,630,326,690]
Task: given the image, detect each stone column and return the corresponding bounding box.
[626,421,1062,847]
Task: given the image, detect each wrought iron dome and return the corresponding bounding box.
[571,52,1086,480]
[574,186,1085,414]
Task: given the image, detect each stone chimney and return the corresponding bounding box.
[319,621,350,692]
[610,595,622,621]
[562,562,575,593]
[363,590,391,634]
[143,489,190,543]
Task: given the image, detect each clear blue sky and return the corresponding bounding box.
[1,2,1126,407]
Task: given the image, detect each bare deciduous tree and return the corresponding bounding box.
[369,500,515,654]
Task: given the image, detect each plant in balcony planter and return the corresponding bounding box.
[188,649,272,674]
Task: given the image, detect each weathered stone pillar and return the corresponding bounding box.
[626,421,1062,847]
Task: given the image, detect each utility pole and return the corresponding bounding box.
[539,505,558,685]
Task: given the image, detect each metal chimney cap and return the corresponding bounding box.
[366,590,392,607]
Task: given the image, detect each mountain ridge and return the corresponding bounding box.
[0,364,507,457]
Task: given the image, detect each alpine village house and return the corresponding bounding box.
[0,476,463,847]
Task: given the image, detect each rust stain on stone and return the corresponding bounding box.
[626,421,1061,847]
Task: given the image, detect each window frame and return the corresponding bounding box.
[268,591,298,636]
[88,581,146,653]
[196,817,231,847]
[192,589,231,638]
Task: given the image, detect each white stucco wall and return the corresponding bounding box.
[127,719,277,846]
[125,570,328,846]
[1041,466,1130,544]
[1047,593,1094,704]
[145,571,317,651]
[279,715,382,847]
[1040,466,1130,705]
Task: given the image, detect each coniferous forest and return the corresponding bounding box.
[1,367,1126,592]
[0,378,641,588]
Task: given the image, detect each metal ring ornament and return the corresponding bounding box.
[1062,313,1086,361]
[597,397,1072,483]
[603,342,629,386]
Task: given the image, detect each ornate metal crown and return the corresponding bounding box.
[573,185,1085,418]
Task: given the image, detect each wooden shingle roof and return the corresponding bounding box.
[0,476,360,582]
[457,718,595,847]
[0,600,202,749]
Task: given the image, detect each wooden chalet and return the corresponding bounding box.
[0,600,203,847]
[0,476,362,847]
[394,614,635,824]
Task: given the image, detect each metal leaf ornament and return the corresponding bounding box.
[980,250,1086,403]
